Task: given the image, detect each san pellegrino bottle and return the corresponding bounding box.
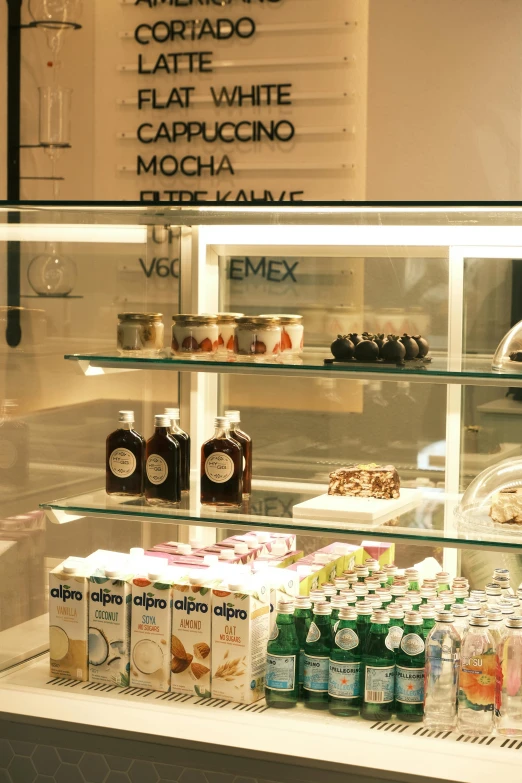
[355,565,369,583]
[265,600,300,709]
[405,568,420,592]
[436,572,450,594]
[497,616,522,736]
[294,596,312,698]
[361,610,395,721]
[386,605,405,652]
[424,611,461,730]
[354,584,369,602]
[365,558,379,576]
[323,584,337,602]
[453,587,469,605]
[303,602,332,710]
[457,616,496,736]
[330,596,348,630]
[385,564,397,586]
[395,610,425,722]
[328,606,362,717]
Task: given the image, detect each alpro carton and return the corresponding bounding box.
[130,567,174,692]
[361,541,395,568]
[171,573,215,698]
[49,558,89,681]
[211,575,269,704]
[89,565,132,687]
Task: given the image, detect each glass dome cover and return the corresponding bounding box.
[492,319,522,372]
[456,457,522,536]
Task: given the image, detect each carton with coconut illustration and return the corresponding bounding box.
[89,566,132,687]
[211,575,269,705]
[171,573,213,698]
[49,558,89,681]
[130,568,174,692]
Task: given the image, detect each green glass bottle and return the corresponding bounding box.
[339,588,357,607]
[390,585,407,604]
[328,606,362,717]
[405,568,420,593]
[294,596,312,699]
[330,596,348,631]
[365,558,379,576]
[386,605,405,652]
[322,584,337,602]
[355,565,369,583]
[420,587,436,605]
[356,602,373,652]
[395,610,425,722]
[365,580,379,596]
[265,600,300,709]
[303,602,332,710]
[361,610,395,721]
[440,591,456,612]
[453,588,468,605]
[419,605,436,640]
[385,564,398,586]
[354,584,369,602]
[376,589,392,609]
[436,571,450,594]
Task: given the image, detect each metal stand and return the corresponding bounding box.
[6,0,22,348]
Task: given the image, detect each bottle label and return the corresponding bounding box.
[401,633,425,656]
[335,628,359,651]
[146,454,168,485]
[386,625,403,651]
[328,660,361,699]
[395,666,425,704]
[266,654,296,691]
[268,625,279,641]
[306,622,321,644]
[303,654,329,692]
[205,453,234,483]
[459,651,496,709]
[364,665,395,703]
[109,448,136,478]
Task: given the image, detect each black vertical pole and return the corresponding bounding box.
[6,0,22,347]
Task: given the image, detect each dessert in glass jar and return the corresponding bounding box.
[216,312,243,355]
[259,313,303,355]
[117,313,164,355]
[172,314,218,358]
[236,316,281,361]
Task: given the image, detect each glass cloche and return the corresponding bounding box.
[492,319,522,372]
[28,244,77,296]
[456,457,522,536]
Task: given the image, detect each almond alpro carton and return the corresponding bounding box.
[49,558,89,681]
[171,572,218,698]
[88,565,132,687]
[130,566,176,693]
[211,574,270,704]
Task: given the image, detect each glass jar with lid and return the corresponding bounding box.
[117,313,164,355]
[236,316,282,361]
[259,314,303,355]
[216,313,243,355]
[172,314,218,358]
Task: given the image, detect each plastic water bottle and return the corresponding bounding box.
[457,617,496,736]
[497,616,522,736]
[424,611,461,730]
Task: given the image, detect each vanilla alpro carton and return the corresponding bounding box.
[211,574,269,705]
[130,567,175,692]
[49,558,89,682]
[89,565,132,687]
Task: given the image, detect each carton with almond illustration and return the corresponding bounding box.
[171,574,212,697]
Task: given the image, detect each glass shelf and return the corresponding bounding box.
[39,482,522,552]
[64,350,522,386]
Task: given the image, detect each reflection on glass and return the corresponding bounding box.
[28,243,77,296]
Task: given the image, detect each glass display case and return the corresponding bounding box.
[3,203,522,783]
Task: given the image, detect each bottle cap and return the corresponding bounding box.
[356,603,373,616]
[368,597,382,609]
[391,585,407,596]
[164,407,180,420]
[486,609,503,622]
[364,558,379,571]
[104,567,120,579]
[405,568,419,578]
[439,591,456,605]
[365,579,380,590]
[62,563,78,575]
[119,410,135,423]
[353,584,368,596]
[408,591,422,605]
[214,416,230,429]
[219,550,235,561]
[331,596,348,608]
[334,578,349,588]
[295,596,312,609]
[404,610,422,625]
[384,564,397,574]
[313,602,332,616]
[322,584,337,597]
[276,599,295,614]
[505,616,522,628]
[243,535,259,549]
[189,572,206,586]
[388,606,405,619]
[420,587,437,597]
[435,610,454,623]
[355,565,369,577]
[501,605,515,615]
[203,554,219,566]
[234,543,249,555]
[343,569,358,580]
[148,570,166,582]
[339,606,357,621]
[464,599,481,611]
[494,568,510,579]
[224,409,241,423]
[370,610,389,624]
[453,588,469,598]
[452,606,469,617]
[436,571,450,583]
[469,616,489,627]
[419,605,436,618]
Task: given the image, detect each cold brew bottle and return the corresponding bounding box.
[224,409,252,497]
[164,407,191,492]
[106,410,145,497]
[145,414,181,506]
[201,416,242,507]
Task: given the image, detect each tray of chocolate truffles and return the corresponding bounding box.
[293,462,421,526]
[325,332,431,367]
[456,456,522,540]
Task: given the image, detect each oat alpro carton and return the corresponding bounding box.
[171,572,217,698]
[211,574,270,704]
[130,566,175,692]
[49,558,89,681]
[88,565,132,687]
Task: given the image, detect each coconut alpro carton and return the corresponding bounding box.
[88,566,132,687]
[130,567,174,693]
[49,558,89,681]
[211,575,269,705]
[171,573,216,698]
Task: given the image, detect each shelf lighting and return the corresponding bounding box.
[0,224,147,243]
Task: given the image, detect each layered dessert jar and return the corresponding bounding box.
[172,314,218,358]
[216,313,243,355]
[259,313,303,355]
[236,316,281,361]
[117,313,164,355]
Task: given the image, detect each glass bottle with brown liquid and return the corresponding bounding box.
[201,416,242,507]
[164,407,191,492]
[106,410,145,497]
[224,409,252,497]
[145,414,181,506]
